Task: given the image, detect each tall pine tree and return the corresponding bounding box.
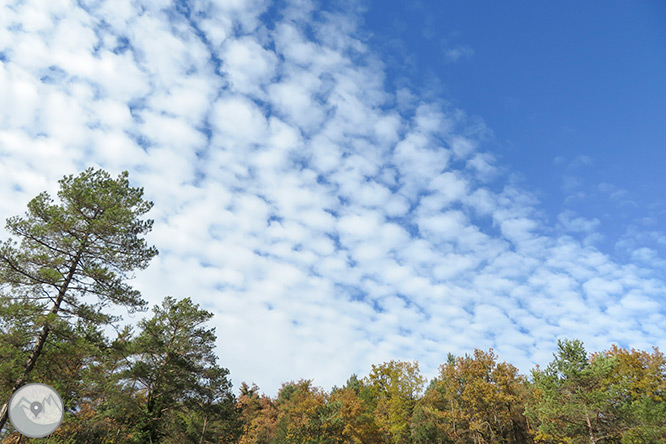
[0,168,158,433]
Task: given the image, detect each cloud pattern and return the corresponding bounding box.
[0,0,664,394]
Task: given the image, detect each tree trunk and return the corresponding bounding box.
[0,255,81,433]
[199,415,208,444]
[585,411,596,444]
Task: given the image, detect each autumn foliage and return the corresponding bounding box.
[231,343,665,444]
[1,170,665,443]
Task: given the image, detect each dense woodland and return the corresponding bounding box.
[1,169,665,443]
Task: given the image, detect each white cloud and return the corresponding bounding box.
[443,44,474,63]
[221,36,277,97]
[0,0,664,397]
[268,77,326,132]
[211,95,268,147]
[558,210,601,234]
[394,133,451,197]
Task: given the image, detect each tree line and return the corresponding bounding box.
[1,169,664,443]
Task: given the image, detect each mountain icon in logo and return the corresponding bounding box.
[8,383,64,438]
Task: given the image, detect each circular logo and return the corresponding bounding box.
[8,383,64,438]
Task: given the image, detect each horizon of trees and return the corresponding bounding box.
[1,169,664,443]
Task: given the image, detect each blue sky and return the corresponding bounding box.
[363,0,666,261]
[0,0,665,396]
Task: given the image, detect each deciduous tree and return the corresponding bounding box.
[419,349,530,444]
[328,375,382,444]
[595,345,666,442]
[237,383,278,444]
[273,379,327,444]
[364,360,426,444]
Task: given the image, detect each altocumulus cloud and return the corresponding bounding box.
[1,0,665,395]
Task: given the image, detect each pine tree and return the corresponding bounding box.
[526,339,618,443]
[0,168,158,433]
[119,296,240,443]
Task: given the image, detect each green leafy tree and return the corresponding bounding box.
[364,360,426,444]
[594,345,666,442]
[0,297,112,443]
[157,363,241,444]
[272,379,328,444]
[526,339,619,444]
[0,168,158,433]
[51,326,133,443]
[0,297,43,411]
[119,296,240,444]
